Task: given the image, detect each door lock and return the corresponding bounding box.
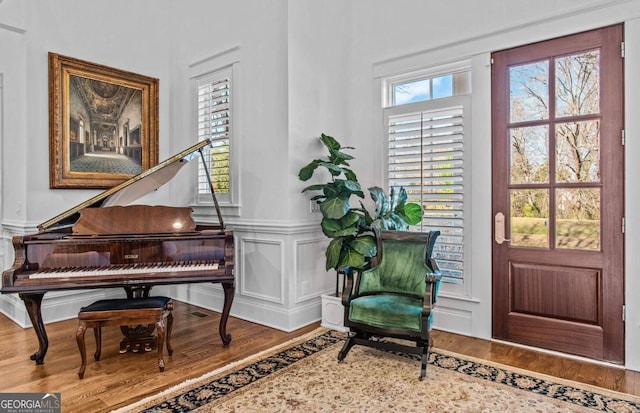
[495,212,511,244]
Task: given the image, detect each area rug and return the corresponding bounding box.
[113,329,640,412]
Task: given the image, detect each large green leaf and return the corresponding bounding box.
[343,168,358,182]
[320,133,341,151]
[298,160,321,181]
[320,197,349,219]
[403,202,423,225]
[350,235,377,257]
[368,186,388,216]
[323,183,340,199]
[340,211,361,227]
[328,147,354,166]
[321,217,358,238]
[395,186,408,206]
[322,225,357,238]
[301,183,325,193]
[321,217,342,232]
[325,238,343,270]
[388,214,408,231]
[320,161,344,176]
[336,179,362,194]
[339,247,366,268]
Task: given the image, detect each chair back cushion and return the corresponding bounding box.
[358,234,433,297]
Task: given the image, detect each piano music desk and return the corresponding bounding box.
[76,296,174,379]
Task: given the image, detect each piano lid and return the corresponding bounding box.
[38,139,222,232]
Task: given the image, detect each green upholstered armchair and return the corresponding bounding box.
[337,227,442,380]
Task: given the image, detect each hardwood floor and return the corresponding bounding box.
[1,300,638,412]
[431,328,640,397]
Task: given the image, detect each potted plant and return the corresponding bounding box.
[298,133,423,291]
[299,134,424,331]
[298,134,377,275]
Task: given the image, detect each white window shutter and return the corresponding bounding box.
[388,105,465,283]
[197,71,231,201]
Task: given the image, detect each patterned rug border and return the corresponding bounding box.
[113,329,640,413]
[110,327,332,413]
[431,346,640,404]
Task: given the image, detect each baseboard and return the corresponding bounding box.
[0,290,126,328]
[0,283,322,334]
[156,283,322,332]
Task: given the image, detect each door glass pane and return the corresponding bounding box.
[556,188,600,250]
[510,61,549,122]
[555,50,600,117]
[510,189,549,248]
[556,120,600,183]
[510,126,549,184]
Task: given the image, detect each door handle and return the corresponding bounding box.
[495,212,511,244]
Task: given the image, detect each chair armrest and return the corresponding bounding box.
[425,272,442,285]
[422,271,442,317]
[338,265,358,306]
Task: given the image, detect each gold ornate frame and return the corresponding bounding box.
[49,52,159,189]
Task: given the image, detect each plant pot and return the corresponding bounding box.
[321,293,349,332]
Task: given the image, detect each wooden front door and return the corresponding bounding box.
[491,25,625,363]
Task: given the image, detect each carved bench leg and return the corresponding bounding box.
[155,318,166,372]
[93,327,102,361]
[76,324,87,379]
[166,312,174,356]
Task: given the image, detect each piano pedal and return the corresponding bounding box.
[119,343,130,354]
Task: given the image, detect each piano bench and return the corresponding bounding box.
[75,296,174,379]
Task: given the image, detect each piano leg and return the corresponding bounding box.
[219,282,234,346]
[19,293,48,365]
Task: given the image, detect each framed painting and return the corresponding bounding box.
[48,52,159,189]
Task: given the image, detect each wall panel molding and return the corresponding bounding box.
[239,236,284,304]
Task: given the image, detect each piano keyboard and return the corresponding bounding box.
[29,261,220,279]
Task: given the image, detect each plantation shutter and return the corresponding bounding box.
[388,105,465,283]
[197,71,231,201]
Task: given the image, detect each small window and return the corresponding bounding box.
[389,70,471,106]
[196,67,232,203]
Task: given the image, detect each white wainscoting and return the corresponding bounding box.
[240,237,285,304]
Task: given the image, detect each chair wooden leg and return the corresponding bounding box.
[337,335,356,362]
[419,337,430,380]
[93,327,102,361]
[76,324,87,379]
[420,347,428,380]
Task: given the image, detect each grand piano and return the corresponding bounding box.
[1,139,234,364]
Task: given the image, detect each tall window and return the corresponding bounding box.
[196,67,232,203]
[384,66,471,284]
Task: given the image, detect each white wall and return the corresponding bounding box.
[1,0,639,370]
